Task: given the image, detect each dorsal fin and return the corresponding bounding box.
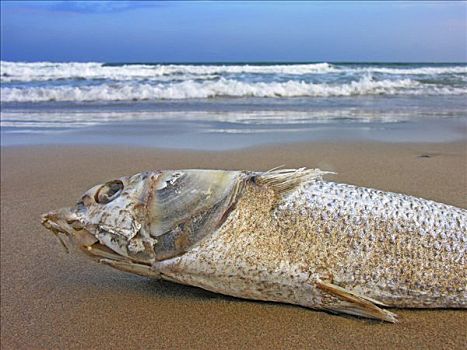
[254,168,333,196]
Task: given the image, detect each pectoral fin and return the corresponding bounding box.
[316,279,398,323]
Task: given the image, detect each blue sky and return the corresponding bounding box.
[1,1,466,62]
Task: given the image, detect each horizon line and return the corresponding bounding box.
[2,60,466,65]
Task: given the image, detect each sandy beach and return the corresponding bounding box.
[1,141,466,349]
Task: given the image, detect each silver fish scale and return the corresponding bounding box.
[277,180,467,306]
[283,180,466,242]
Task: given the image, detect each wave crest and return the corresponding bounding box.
[3,75,464,102]
[0,61,335,82]
[2,61,466,84]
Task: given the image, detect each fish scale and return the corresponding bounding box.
[280,181,466,299]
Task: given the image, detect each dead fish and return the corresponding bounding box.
[41,168,466,322]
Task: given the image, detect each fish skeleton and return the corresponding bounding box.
[41,168,467,322]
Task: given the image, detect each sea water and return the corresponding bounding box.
[1,61,466,149]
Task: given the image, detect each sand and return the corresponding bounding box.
[1,142,466,349]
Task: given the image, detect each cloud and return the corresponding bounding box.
[54,1,166,13]
[3,1,165,14]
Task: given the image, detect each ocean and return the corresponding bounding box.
[1,61,466,149]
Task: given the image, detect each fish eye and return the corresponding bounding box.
[95,180,124,204]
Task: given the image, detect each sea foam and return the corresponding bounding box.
[2,61,466,83]
[4,75,465,102]
[0,61,335,82]
[2,61,466,104]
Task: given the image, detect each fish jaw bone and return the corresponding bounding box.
[41,207,158,276]
[99,258,161,279]
[41,208,98,251]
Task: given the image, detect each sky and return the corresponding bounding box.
[1,1,466,63]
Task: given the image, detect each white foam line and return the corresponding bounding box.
[0,61,334,82]
[2,61,466,83]
[4,75,464,102]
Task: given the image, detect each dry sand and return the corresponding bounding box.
[1,142,466,349]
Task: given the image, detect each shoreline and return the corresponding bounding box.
[2,116,467,150]
[2,141,466,349]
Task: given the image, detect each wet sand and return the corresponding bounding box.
[1,142,466,349]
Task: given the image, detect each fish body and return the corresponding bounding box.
[42,168,467,322]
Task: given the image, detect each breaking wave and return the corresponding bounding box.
[0,61,335,82]
[352,66,467,75]
[3,75,466,102]
[2,61,466,104]
[2,61,466,83]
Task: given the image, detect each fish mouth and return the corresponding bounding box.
[41,210,132,262]
[41,209,78,252]
[41,209,157,279]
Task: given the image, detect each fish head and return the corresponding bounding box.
[41,169,246,264]
[41,171,160,263]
